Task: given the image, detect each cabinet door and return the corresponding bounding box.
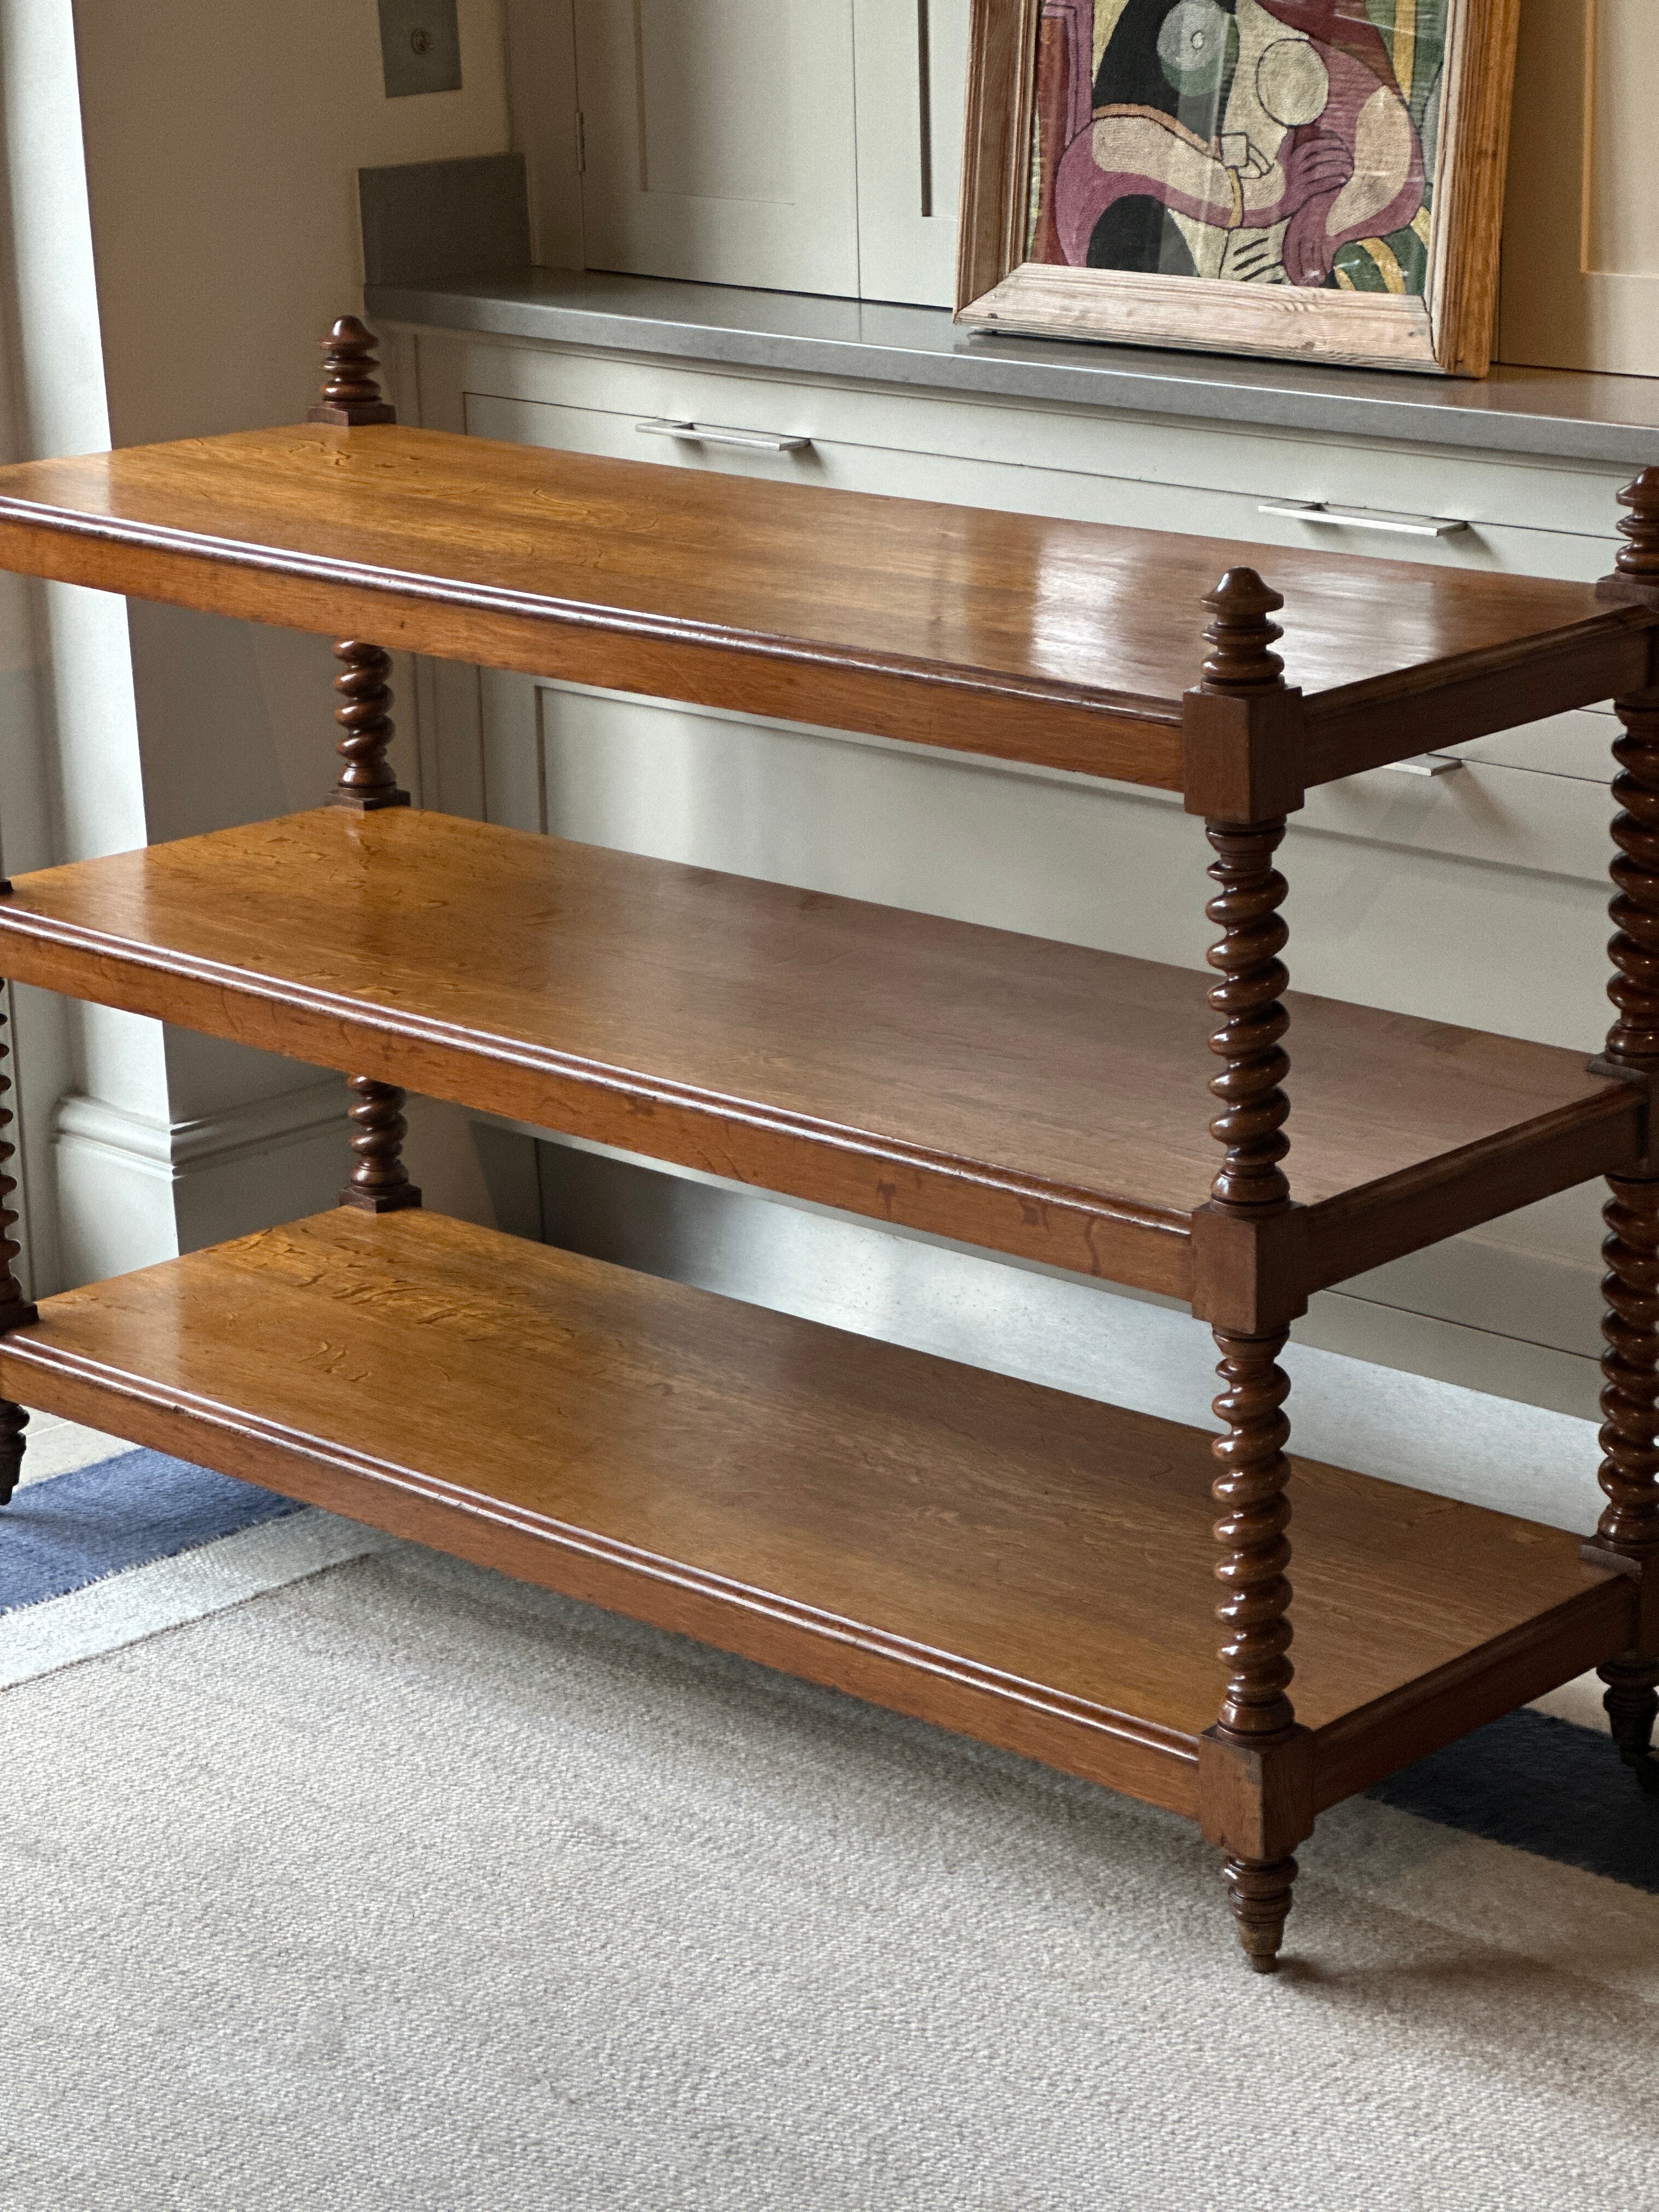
[1499,0,1659,375]
[851,0,970,308]
[573,0,860,296]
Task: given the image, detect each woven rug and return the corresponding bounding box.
[1,1444,1656,2211]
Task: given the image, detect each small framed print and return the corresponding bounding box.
[956,0,1521,374]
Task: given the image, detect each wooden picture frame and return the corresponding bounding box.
[956,0,1521,374]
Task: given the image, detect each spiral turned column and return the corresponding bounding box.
[1211,1325,1295,1741]
[1205,818,1291,1215]
[308,316,420,1221]
[0,989,36,1504]
[340,1076,421,1215]
[331,641,408,812]
[1195,567,1304,1968]
[1594,594,1659,1780]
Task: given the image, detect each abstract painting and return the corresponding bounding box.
[957,0,1520,371]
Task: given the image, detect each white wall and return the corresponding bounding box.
[0,0,516,1288]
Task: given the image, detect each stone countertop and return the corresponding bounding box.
[365,268,1659,468]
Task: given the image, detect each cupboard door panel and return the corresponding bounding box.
[851,0,970,308]
[1499,0,1659,375]
[573,0,860,297]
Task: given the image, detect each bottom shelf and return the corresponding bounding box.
[0,1209,1630,1816]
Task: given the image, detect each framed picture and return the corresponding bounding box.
[956,0,1521,374]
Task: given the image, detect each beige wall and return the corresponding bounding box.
[72,0,511,446]
[19,2,516,1280]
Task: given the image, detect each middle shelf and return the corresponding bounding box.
[0,805,1637,1301]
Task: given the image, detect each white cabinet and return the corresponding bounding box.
[1500,0,1659,376]
[849,0,969,308]
[394,322,1633,1416]
[532,0,968,304]
[572,0,861,296]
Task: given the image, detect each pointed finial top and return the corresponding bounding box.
[1200,567,1286,693]
[307,315,397,427]
[1615,467,1659,587]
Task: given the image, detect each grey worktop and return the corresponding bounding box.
[365,268,1659,467]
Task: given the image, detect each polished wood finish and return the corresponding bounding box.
[0,424,1640,794]
[330,640,408,811]
[1201,817,1292,1219]
[340,1075,421,1215]
[1209,1328,1296,1745]
[310,334,413,1194]
[1223,1856,1300,1978]
[1195,577,1306,1969]
[0,1205,1628,1812]
[1428,0,1524,379]
[1584,668,1659,1781]
[0,981,37,1502]
[314,332,407,813]
[307,316,397,429]
[954,0,1040,321]
[1598,1654,1659,1785]
[0,400,1647,1971]
[1598,465,1659,612]
[0,808,1637,1313]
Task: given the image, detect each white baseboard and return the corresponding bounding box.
[53,1078,348,1278]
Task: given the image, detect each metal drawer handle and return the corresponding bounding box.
[1260,499,1468,539]
[636,419,812,454]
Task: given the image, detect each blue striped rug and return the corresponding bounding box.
[0,1449,303,1614]
[2,1451,1655,1892]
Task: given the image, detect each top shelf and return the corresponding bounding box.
[0,425,1641,789]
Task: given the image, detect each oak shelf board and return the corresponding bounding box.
[0,424,1632,787]
[0,806,1636,1299]
[0,1206,1627,1815]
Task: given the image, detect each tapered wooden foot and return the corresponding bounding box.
[1223,1853,1297,1972]
[0,1398,28,1505]
[1599,1655,1659,1792]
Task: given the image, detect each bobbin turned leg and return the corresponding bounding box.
[1211,1323,1301,1971]
[340,1076,421,1215]
[330,640,408,812]
[1594,1167,1659,1785]
[309,317,421,1218]
[1585,500,1659,1782]
[308,322,408,814]
[1186,571,1314,1971]
[0,983,37,1504]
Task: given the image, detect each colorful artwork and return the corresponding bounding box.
[1027,0,1447,295]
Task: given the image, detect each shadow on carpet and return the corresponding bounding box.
[1370,1706,1659,1894]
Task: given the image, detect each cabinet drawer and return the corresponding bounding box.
[428,333,1634,577]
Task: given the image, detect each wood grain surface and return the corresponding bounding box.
[0,808,1636,1296]
[0,1207,1627,1811]
[958,260,1440,371]
[0,424,1626,788]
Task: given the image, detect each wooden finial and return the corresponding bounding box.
[1616,469,1659,589]
[1599,470,1659,606]
[308,316,397,427]
[1200,568,1286,692]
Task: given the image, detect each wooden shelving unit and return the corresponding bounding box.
[0,320,1655,1972]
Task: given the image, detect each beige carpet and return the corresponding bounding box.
[1,1538,1654,2211]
